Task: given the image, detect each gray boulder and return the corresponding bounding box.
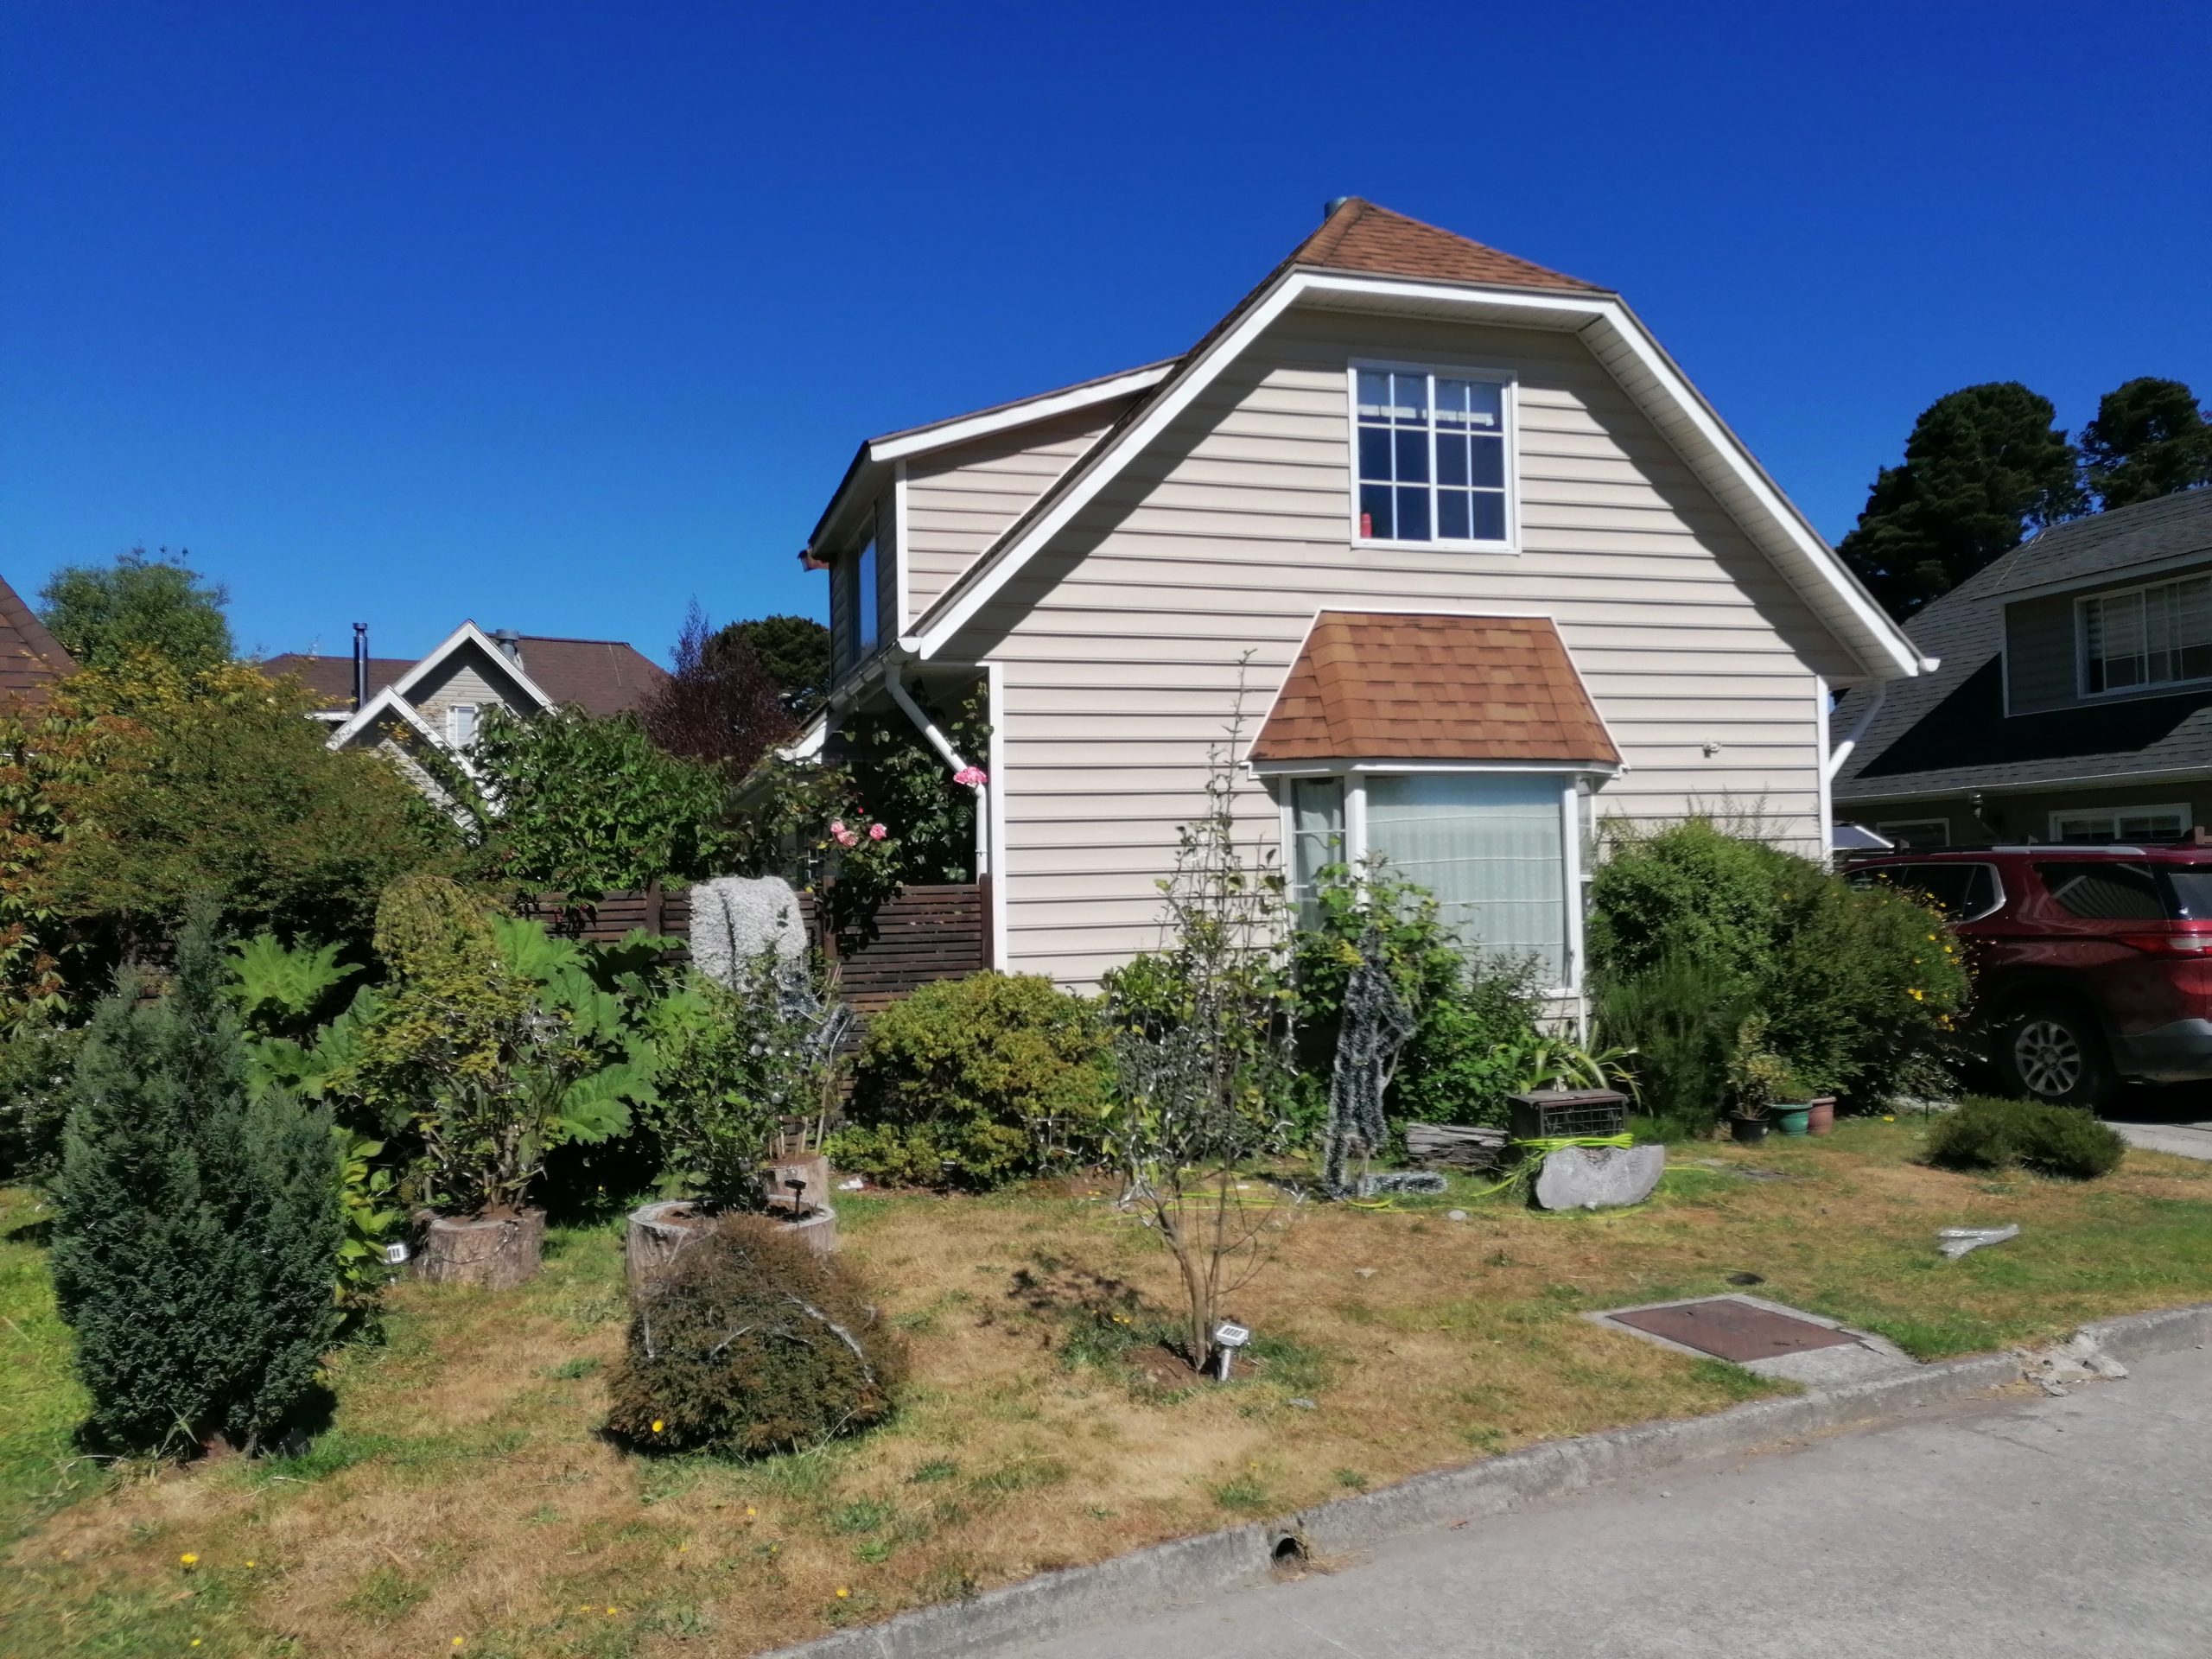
[690,874,808,988]
[1533,1144,1665,1211]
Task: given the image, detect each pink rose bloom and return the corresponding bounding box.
[953,766,988,787]
[829,818,847,836]
[868,823,887,841]
[833,827,858,848]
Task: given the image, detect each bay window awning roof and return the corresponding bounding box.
[1248,612,1621,769]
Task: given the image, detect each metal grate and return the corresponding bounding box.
[1509,1088,1629,1142]
[1609,1298,1858,1363]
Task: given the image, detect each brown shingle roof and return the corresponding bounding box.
[0,575,77,708]
[261,652,412,711]
[507,635,665,717]
[1249,613,1620,766]
[1288,198,1605,293]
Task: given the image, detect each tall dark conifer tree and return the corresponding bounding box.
[2081,378,2212,510]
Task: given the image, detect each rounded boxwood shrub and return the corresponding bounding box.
[830,971,1110,1191]
[607,1217,906,1455]
[1924,1096,2126,1180]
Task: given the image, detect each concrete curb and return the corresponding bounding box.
[768,1300,2212,1659]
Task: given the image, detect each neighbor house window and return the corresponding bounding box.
[2080,575,2212,694]
[1353,367,1510,546]
[446,704,479,748]
[1875,818,1951,849]
[1274,769,1581,989]
[2050,804,2190,844]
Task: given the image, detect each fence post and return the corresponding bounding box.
[644,877,664,938]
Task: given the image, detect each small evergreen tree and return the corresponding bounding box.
[50,907,341,1455]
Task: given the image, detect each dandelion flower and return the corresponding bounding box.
[652,1420,664,1434]
[746,1506,757,1516]
[607,1605,619,1615]
[180,1553,199,1567]
[1882,1115,1895,1122]
[836,1587,851,1599]
[244,1560,255,1568]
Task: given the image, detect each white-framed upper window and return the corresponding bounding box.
[2079,574,2212,696]
[446,703,480,748]
[1275,766,1586,993]
[856,537,880,653]
[2050,804,2190,845]
[1351,365,1514,549]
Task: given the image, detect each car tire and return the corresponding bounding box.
[1993,996,2116,1110]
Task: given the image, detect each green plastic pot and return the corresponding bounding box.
[1771,1103,1814,1137]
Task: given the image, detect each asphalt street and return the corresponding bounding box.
[1008,1343,2212,1659]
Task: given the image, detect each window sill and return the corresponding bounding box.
[1353,538,1518,556]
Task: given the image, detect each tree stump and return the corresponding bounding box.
[626,1199,714,1299]
[764,1198,838,1257]
[416,1211,546,1289]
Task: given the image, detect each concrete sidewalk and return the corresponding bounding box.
[2111,1115,2212,1161]
[1007,1344,2212,1659]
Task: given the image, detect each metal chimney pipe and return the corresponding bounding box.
[352,623,369,711]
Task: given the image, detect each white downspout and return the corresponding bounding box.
[1825,682,1887,782]
[884,662,989,878]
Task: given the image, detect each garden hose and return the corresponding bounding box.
[1455,1133,1637,1202]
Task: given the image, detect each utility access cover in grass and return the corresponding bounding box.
[1607,1297,1859,1363]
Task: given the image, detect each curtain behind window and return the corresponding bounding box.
[1365,772,1566,982]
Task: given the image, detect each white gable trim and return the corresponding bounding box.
[326,684,486,786]
[910,271,1925,683]
[384,621,561,714]
[868,362,1172,464]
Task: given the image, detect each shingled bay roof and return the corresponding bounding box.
[0,574,77,707]
[1249,613,1621,767]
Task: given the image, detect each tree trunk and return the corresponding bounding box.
[417,1211,546,1289]
[626,1199,712,1300]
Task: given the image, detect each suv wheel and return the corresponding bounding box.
[1994,998,2115,1110]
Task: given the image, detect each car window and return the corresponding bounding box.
[2159,863,2212,920]
[1854,862,1988,917]
[2037,861,2165,921]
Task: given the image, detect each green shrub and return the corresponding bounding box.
[1589,819,1967,1112]
[1925,1096,2126,1180]
[49,909,342,1454]
[606,1216,906,1454]
[1288,862,1544,1135]
[831,972,1110,1191]
[0,1020,86,1185]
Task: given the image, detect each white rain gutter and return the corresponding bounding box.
[884,662,989,877]
[1825,682,1891,781]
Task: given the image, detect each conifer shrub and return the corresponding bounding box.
[1924,1096,2126,1181]
[830,971,1110,1191]
[49,908,342,1454]
[606,1216,906,1455]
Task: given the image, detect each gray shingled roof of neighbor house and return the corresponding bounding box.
[1833,489,2212,800]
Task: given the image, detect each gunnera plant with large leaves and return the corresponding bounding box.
[49,906,342,1455]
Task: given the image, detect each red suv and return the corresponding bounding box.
[1846,844,2212,1109]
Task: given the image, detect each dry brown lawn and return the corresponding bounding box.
[5,1118,2210,1657]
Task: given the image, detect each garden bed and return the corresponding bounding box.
[4,1118,2211,1657]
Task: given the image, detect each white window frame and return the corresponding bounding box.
[1874,817,1951,849]
[1345,360,1519,555]
[1267,760,1594,996]
[2048,803,2192,844]
[2075,574,2212,699]
[446,703,480,749]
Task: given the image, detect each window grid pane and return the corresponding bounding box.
[2085,578,2212,695]
[1353,369,1508,545]
[1363,772,1566,984]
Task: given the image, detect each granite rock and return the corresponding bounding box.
[1533,1144,1665,1211]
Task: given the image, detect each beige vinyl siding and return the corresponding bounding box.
[974,306,1858,988]
[903,404,1133,627]
[2004,594,2080,712]
[410,648,532,726]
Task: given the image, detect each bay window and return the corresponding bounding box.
[1276,767,1587,991]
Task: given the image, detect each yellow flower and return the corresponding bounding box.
[651,1420,664,1434]
[746,1506,757,1516]
[1882,1115,1895,1122]
[836,1587,851,1599]
[1927,934,1937,942]
[1908,988,1924,1001]
[244,1560,256,1568]
[607,1606,618,1616]
[180,1554,199,1567]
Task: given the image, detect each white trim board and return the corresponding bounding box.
[908,269,1926,684]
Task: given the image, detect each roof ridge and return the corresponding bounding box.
[1288,196,1605,294]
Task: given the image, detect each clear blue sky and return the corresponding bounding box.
[5,2,2207,664]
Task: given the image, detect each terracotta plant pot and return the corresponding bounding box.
[1730,1115,1770,1146]
[1805,1096,1836,1136]
[416,1210,546,1289]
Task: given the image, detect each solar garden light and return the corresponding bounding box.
[1212,1320,1252,1381]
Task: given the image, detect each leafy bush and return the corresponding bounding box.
[606,1216,906,1454]
[1925,1096,2126,1180]
[0,1020,86,1185]
[1288,862,1544,1135]
[646,955,836,1210]
[1589,819,1967,1116]
[831,971,1110,1191]
[49,910,342,1454]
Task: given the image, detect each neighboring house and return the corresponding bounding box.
[0,574,78,706]
[1832,489,2212,848]
[265,621,664,793]
[797,197,1925,1007]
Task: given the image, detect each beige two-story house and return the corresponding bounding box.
[798,199,1926,1006]
[1833,487,2212,848]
